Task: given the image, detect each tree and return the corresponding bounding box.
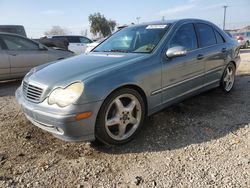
[89,13,117,38]
[44,26,69,36]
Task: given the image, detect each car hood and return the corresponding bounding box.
[27,52,148,86]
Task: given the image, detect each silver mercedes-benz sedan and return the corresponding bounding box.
[0,32,74,81]
[16,19,241,145]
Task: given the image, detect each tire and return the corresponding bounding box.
[220,62,236,93]
[95,88,146,145]
[245,41,249,49]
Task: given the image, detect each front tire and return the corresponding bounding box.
[95,88,145,145]
[220,62,236,93]
[244,41,249,49]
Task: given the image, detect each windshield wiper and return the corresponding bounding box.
[102,49,129,53]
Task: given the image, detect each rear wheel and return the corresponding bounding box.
[95,88,145,145]
[220,62,236,93]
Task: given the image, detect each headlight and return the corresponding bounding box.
[48,82,84,107]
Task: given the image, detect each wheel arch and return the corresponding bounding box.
[229,60,236,68]
[98,84,148,117]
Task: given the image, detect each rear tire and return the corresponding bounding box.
[220,62,236,93]
[95,88,145,145]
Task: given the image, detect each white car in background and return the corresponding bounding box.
[85,38,106,53]
[51,35,92,54]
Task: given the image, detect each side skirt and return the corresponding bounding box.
[148,80,220,116]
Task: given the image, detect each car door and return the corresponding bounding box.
[0,38,10,80]
[194,23,226,83]
[1,34,49,78]
[161,23,205,104]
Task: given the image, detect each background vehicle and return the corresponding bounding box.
[51,35,92,54]
[16,19,240,145]
[0,25,27,37]
[232,32,250,48]
[85,38,105,53]
[0,32,74,81]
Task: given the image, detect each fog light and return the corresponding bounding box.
[75,112,92,121]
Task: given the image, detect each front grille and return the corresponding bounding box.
[22,81,44,102]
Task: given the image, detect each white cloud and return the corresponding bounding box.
[188,0,201,3]
[159,4,196,16]
[41,10,64,15]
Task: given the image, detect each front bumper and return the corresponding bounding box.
[15,87,103,142]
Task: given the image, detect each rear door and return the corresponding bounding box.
[0,37,10,80]
[1,34,49,78]
[161,23,205,104]
[194,23,226,83]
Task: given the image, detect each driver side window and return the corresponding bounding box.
[3,35,39,51]
[169,23,198,51]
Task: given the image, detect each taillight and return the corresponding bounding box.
[237,35,244,41]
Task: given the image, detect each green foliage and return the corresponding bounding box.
[89,13,117,37]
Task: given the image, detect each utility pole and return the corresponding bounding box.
[223,5,228,30]
[136,17,141,24]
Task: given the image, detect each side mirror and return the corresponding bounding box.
[38,44,47,51]
[166,46,187,58]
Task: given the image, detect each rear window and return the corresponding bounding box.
[196,23,217,47]
[80,37,92,43]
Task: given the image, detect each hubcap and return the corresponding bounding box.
[223,66,235,92]
[105,94,142,141]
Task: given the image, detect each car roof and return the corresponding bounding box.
[134,18,214,27]
[52,35,89,37]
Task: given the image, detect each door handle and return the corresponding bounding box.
[221,48,227,53]
[197,54,204,60]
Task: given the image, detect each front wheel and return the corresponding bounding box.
[95,88,145,145]
[220,62,236,93]
[244,41,249,49]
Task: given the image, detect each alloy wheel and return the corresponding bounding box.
[223,65,235,92]
[104,94,142,141]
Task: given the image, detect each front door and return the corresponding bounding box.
[161,23,205,104]
[1,34,49,78]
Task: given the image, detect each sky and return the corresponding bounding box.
[0,0,249,38]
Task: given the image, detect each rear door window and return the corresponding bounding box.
[195,23,217,47]
[169,23,198,51]
[214,30,225,44]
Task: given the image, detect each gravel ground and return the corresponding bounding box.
[0,50,250,188]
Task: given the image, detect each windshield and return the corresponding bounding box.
[94,24,170,53]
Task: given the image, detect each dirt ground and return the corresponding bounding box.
[0,50,250,188]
